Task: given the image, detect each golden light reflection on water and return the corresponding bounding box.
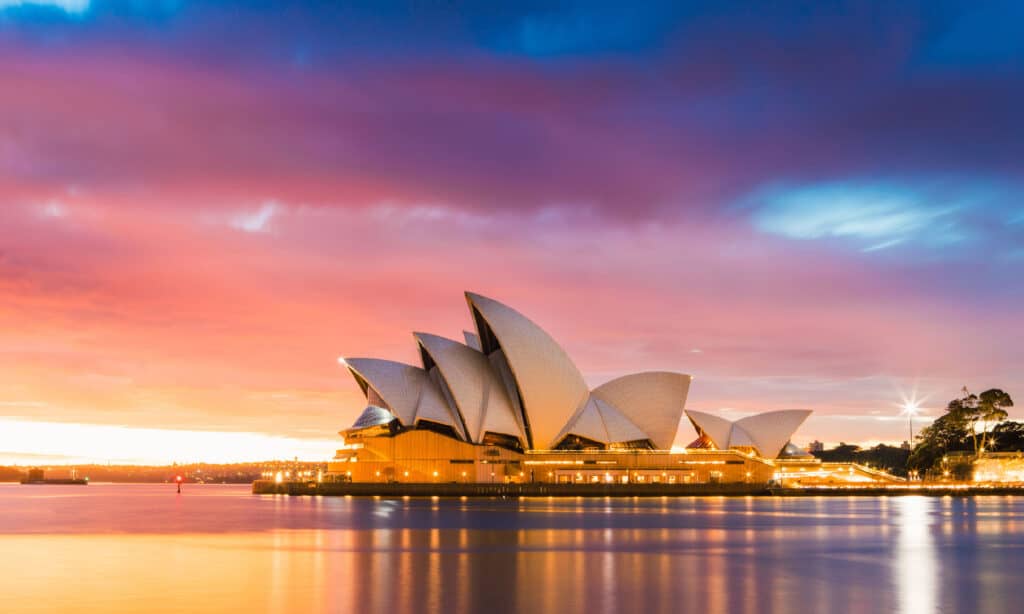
[3,485,1024,613]
[896,497,936,614]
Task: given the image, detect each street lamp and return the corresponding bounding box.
[901,400,921,445]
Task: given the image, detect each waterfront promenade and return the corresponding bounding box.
[252,480,1024,497]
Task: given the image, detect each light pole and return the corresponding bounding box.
[902,401,921,445]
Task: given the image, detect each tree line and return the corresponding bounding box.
[813,442,911,477]
[811,387,1016,478]
[908,387,1016,476]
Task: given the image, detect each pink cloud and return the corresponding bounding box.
[1,38,1021,454]
[0,47,771,217]
[1,199,1020,449]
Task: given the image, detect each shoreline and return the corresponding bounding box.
[251,480,1024,498]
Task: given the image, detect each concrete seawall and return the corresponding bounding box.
[769,486,1024,496]
[252,480,1024,497]
[252,480,771,497]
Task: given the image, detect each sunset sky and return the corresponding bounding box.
[1,1,1022,464]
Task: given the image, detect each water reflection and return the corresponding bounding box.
[896,497,936,614]
[2,484,1023,613]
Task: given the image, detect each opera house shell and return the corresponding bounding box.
[341,292,693,453]
[329,291,863,485]
[685,409,812,459]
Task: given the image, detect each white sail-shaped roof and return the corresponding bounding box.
[341,293,696,452]
[591,372,692,450]
[465,292,589,450]
[684,410,734,450]
[597,398,649,442]
[729,425,756,448]
[560,397,609,443]
[342,358,466,439]
[414,332,525,446]
[343,358,422,426]
[463,331,481,351]
[349,405,397,430]
[734,410,812,459]
[556,396,649,445]
[415,374,467,439]
[684,409,812,458]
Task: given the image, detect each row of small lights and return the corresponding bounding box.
[269,469,322,483]
[317,394,933,485]
[344,468,752,483]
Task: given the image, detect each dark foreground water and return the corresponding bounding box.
[2,484,1023,614]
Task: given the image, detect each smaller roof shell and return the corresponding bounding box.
[684,409,812,459]
[343,358,467,439]
[557,396,649,445]
[591,372,692,450]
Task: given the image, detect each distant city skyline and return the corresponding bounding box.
[1,1,1022,464]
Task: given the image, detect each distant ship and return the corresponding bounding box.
[20,468,88,485]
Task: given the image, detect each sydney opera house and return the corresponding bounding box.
[328,292,893,486]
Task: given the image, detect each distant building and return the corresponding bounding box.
[972,452,1024,482]
[901,440,911,450]
[807,440,825,453]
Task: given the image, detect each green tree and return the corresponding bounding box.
[815,443,860,462]
[990,421,1024,451]
[908,411,970,473]
[812,443,910,477]
[977,389,1014,452]
[907,387,1015,475]
[946,386,981,454]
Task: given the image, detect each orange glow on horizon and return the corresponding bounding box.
[0,419,338,465]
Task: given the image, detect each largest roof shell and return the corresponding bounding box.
[465,292,589,450]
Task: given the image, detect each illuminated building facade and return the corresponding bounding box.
[972,453,1024,483]
[327,292,895,486]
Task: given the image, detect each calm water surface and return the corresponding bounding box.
[1,483,1022,613]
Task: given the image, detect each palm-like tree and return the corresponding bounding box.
[977,389,1014,453]
[947,387,981,455]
